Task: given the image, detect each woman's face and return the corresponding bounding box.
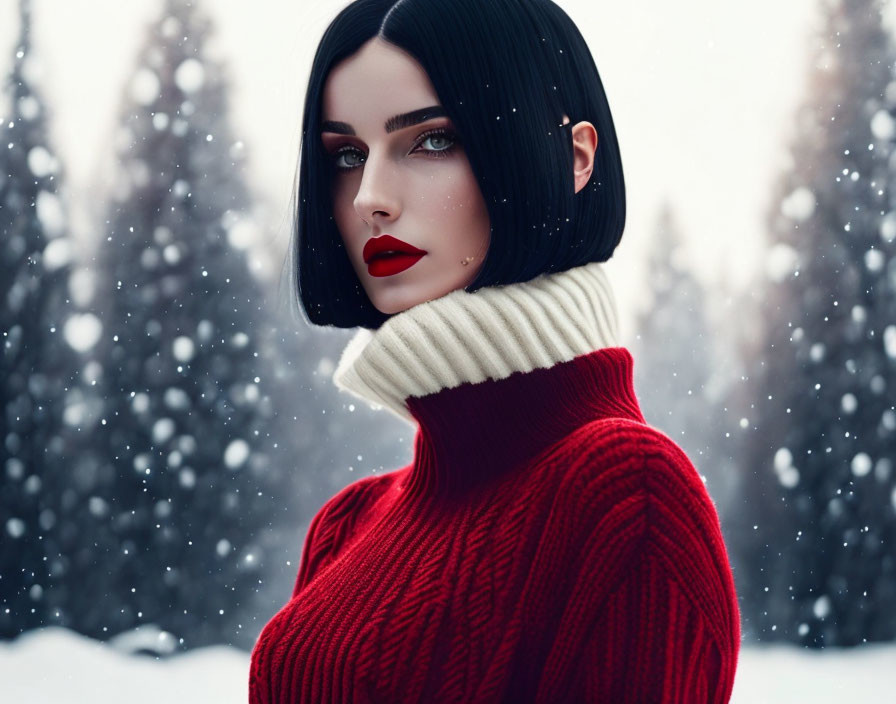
[320,37,491,316]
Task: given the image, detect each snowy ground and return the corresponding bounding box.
[1,627,894,703]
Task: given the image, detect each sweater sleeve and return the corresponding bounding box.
[580,542,738,702]
[556,426,741,703]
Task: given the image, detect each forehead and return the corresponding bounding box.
[322,38,440,126]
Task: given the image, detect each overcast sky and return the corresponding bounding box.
[1,0,866,343]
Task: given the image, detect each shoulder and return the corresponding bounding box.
[556,417,710,505]
[291,470,398,596]
[306,469,399,547]
[576,416,696,463]
[313,472,394,525]
[558,417,721,544]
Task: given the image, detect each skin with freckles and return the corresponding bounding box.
[320,37,598,316]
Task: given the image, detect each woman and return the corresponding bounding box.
[250,0,740,701]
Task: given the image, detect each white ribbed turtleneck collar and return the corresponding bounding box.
[332,260,620,426]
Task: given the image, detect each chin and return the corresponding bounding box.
[368,286,449,316]
[372,296,424,316]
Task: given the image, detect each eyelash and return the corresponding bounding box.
[329,128,460,172]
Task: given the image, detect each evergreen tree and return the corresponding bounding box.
[74,0,292,650]
[711,269,768,641]
[632,201,738,515]
[0,0,82,638]
[740,0,896,647]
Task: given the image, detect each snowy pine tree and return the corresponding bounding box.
[740,0,896,647]
[70,0,293,650]
[632,201,737,516]
[0,0,82,639]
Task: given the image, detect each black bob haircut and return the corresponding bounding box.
[287,0,626,330]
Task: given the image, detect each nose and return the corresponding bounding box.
[353,148,400,227]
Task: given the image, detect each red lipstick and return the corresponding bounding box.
[363,234,427,277]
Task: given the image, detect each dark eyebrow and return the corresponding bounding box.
[320,105,447,136]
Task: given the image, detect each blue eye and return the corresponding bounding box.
[331,147,364,171]
[329,128,460,172]
[414,129,458,155]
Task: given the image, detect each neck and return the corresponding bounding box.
[332,261,645,500]
[404,346,643,499]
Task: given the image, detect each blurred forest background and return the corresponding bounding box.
[2,0,895,659]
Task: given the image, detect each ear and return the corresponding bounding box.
[570,121,598,194]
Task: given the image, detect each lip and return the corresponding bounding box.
[363,234,427,263]
[363,234,427,277]
[367,252,426,277]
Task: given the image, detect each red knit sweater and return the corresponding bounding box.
[249,347,741,702]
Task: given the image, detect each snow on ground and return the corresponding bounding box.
[0,627,249,702]
[729,642,895,703]
[1,626,894,702]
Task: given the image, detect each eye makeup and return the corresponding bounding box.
[327,127,460,172]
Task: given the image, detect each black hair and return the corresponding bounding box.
[286,0,626,329]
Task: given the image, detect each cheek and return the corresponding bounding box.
[459,178,488,223]
[422,166,487,226]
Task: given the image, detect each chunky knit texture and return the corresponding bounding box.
[249,262,741,703]
[329,260,621,426]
